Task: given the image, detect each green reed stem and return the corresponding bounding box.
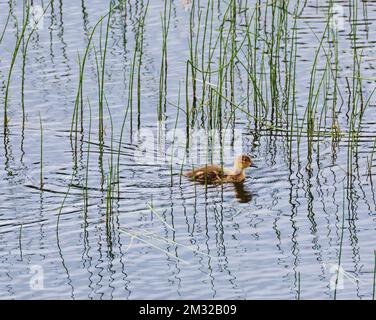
[39,113,43,190]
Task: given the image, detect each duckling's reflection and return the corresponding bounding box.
[233,183,253,203]
[193,181,253,203]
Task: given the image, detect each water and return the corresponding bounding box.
[0,0,376,299]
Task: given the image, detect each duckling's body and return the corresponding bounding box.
[184,155,254,184]
[184,165,245,183]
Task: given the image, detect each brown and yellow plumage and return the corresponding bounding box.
[184,155,255,184]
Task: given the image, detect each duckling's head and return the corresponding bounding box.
[234,155,254,170]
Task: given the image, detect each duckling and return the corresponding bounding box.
[184,155,255,184]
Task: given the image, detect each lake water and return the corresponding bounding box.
[1,0,376,299]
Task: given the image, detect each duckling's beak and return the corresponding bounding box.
[250,163,257,168]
